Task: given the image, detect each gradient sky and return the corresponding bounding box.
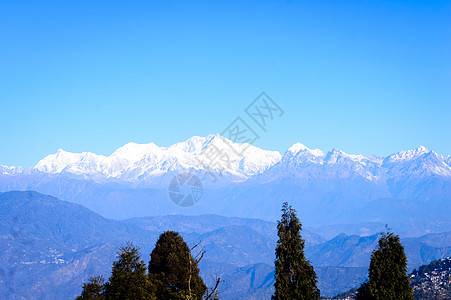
[1,0,450,167]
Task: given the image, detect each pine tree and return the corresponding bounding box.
[148,231,207,299]
[356,229,414,300]
[105,242,155,300]
[356,281,373,300]
[76,276,105,300]
[273,202,320,300]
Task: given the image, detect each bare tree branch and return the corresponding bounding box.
[204,276,222,300]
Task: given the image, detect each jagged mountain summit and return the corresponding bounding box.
[32,134,282,183]
[3,134,451,185]
[0,165,23,175]
[0,135,450,232]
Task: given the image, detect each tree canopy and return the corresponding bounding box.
[148,230,207,299]
[105,242,155,300]
[356,229,414,300]
[273,202,320,300]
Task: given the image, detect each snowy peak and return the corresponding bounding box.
[287,142,324,157]
[0,165,23,175]
[384,145,431,164]
[283,142,324,163]
[417,145,429,153]
[191,134,282,176]
[168,134,216,153]
[381,146,451,177]
[324,149,345,164]
[36,149,86,174]
[10,137,451,183]
[324,149,366,164]
[112,142,161,159]
[32,134,282,182]
[287,142,310,153]
[274,144,450,182]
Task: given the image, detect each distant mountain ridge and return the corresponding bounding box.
[0,135,450,236]
[4,135,282,182]
[2,191,451,299]
[2,134,450,184]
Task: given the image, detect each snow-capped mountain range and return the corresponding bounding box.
[1,134,450,184]
[31,134,282,183]
[1,134,450,235]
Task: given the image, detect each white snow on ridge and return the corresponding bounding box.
[33,134,282,182]
[267,144,450,182]
[35,149,108,175]
[13,136,451,183]
[0,165,24,175]
[384,145,430,163]
[287,142,324,157]
[324,149,367,164]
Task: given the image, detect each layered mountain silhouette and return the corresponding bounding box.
[1,191,451,299]
[0,135,450,236]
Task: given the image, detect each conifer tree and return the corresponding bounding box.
[356,281,372,300]
[76,276,105,300]
[148,231,206,299]
[105,242,155,300]
[273,202,320,300]
[356,229,414,300]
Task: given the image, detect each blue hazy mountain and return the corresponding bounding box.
[1,191,451,299]
[1,135,450,237]
[0,191,320,299]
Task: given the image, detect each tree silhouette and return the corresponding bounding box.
[148,231,207,299]
[76,276,105,300]
[273,202,320,300]
[356,228,414,300]
[105,242,155,300]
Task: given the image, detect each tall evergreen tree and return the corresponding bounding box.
[105,242,155,300]
[273,202,320,300]
[356,281,372,300]
[356,229,414,300]
[76,276,106,300]
[148,231,207,299]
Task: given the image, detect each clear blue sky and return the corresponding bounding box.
[1,0,450,167]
